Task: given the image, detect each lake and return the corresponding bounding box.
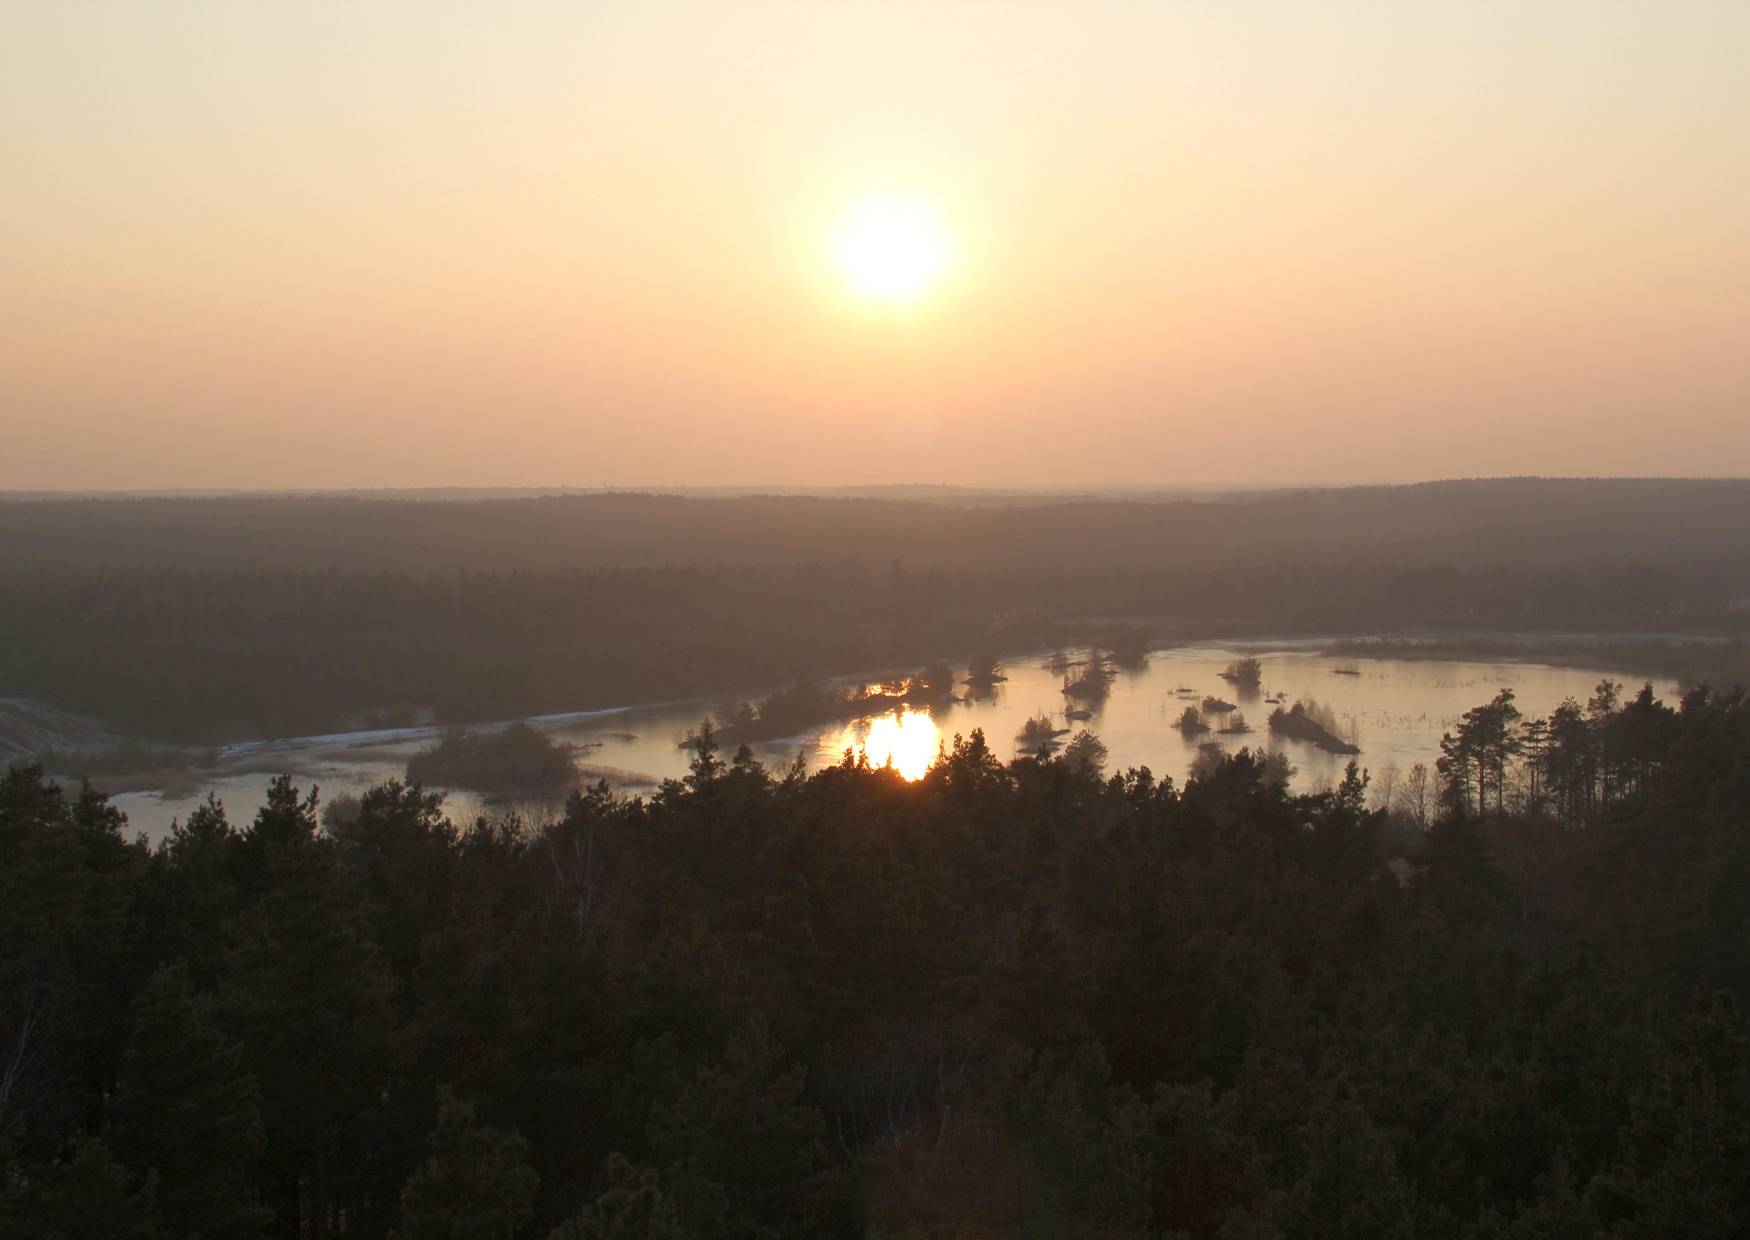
[109,641,1669,843]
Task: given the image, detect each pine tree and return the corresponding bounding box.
[1588,989,1750,1237]
[648,1013,832,1237]
[8,1136,156,1240]
[107,959,270,1239]
[549,1154,685,1239]
[218,782,396,1236]
[394,1091,539,1240]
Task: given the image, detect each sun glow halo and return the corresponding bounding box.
[833,196,948,305]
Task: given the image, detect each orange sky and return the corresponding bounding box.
[3,2,1747,489]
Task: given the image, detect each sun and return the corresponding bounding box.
[835,707,942,780]
[833,196,948,305]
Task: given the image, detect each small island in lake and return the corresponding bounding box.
[963,651,1008,690]
[1016,713,1070,757]
[1061,648,1117,703]
[1219,657,1263,688]
[406,722,579,792]
[1103,627,1152,668]
[1267,700,1360,754]
[1175,705,1210,735]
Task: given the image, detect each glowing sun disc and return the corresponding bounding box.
[834,197,948,304]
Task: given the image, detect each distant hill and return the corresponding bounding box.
[0,698,123,765]
[4,477,1749,575]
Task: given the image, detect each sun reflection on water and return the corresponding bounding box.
[833,708,942,780]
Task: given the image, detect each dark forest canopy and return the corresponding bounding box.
[2,479,1747,744]
[5,682,1750,1237]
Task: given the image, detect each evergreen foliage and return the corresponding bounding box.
[5,681,1750,1235]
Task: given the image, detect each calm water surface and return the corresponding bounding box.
[111,643,1670,843]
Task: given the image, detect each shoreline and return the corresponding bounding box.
[33,630,1731,801]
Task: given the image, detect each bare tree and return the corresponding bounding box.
[1371,760,1402,815]
[1396,762,1434,828]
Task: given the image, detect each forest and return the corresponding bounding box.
[4,678,1749,1237]
[3,479,1747,745]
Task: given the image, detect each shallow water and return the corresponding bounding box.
[109,642,1668,844]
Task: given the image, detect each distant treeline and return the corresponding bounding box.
[7,478,1750,574]
[1,479,1746,742]
[0,564,1036,743]
[5,682,1750,1236]
[1329,634,1750,693]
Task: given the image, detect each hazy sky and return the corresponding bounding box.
[4,2,1747,490]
